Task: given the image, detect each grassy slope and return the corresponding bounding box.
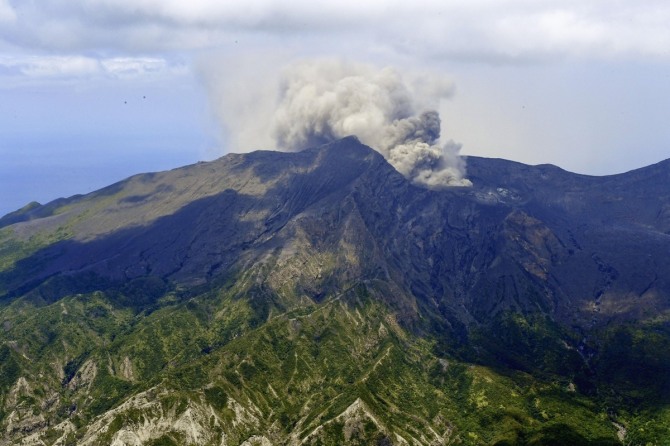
[0,275,642,446]
[0,218,667,444]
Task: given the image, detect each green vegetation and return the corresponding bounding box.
[0,266,667,444]
[0,344,21,393]
[0,226,73,274]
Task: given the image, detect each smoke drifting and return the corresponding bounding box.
[201,58,471,188]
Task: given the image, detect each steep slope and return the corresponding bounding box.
[4,139,669,327]
[1,137,669,445]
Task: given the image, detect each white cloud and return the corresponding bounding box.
[2,1,670,62]
[0,55,100,78]
[100,57,170,79]
[0,0,15,23]
[0,54,184,85]
[486,3,670,59]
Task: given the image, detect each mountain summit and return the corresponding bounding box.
[1,137,669,445]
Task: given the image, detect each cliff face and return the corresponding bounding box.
[1,137,669,445]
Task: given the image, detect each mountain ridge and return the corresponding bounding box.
[2,138,669,326]
[5,140,669,228]
[1,137,669,445]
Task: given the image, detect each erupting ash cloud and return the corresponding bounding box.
[273,60,471,187]
[202,58,471,188]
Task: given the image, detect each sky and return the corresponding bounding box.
[2,0,670,216]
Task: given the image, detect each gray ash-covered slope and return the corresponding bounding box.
[2,136,669,333]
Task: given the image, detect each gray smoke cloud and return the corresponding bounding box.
[200,58,471,188]
[272,60,471,188]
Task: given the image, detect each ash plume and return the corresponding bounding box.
[273,60,471,187]
[201,58,471,188]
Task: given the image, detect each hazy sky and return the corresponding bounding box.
[2,0,670,216]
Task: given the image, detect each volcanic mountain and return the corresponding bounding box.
[1,137,669,445]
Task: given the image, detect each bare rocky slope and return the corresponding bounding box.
[0,137,669,445]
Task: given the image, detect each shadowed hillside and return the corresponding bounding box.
[1,137,668,445]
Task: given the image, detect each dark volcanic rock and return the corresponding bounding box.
[2,137,669,333]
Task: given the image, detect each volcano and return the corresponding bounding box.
[1,137,669,445]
